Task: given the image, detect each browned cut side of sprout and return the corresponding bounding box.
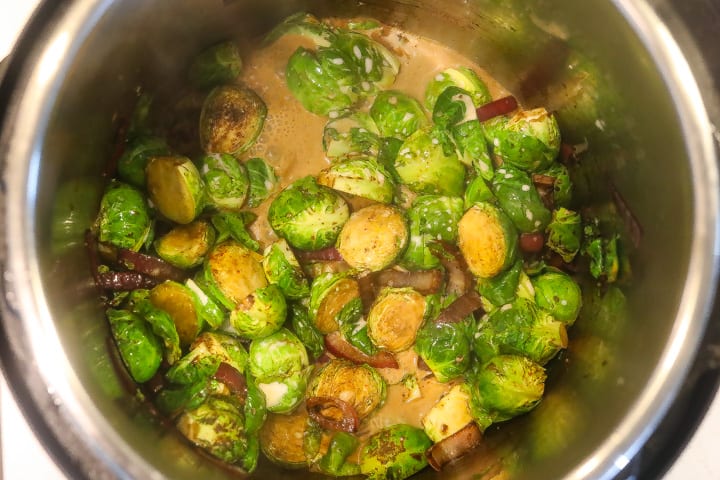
[306,396,360,433]
[324,331,399,369]
[434,291,484,325]
[426,422,483,471]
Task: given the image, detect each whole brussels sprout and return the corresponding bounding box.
[394,127,466,197]
[262,239,310,300]
[370,90,429,139]
[422,384,476,442]
[248,328,309,381]
[199,153,249,211]
[408,195,464,243]
[146,155,205,225]
[154,220,215,269]
[322,112,381,160]
[188,41,243,90]
[268,176,349,251]
[333,31,400,91]
[203,241,268,310]
[491,165,552,234]
[546,207,583,263]
[264,12,337,48]
[149,280,204,347]
[307,359,386,420]
[359,424,432,480]
[106,308,163,383]
[97,181,153,251]
[317,157,396,204]
[533,270,582,326]
[432,86,478,128]
[245,157,279,208]
[367,287,426,352]
[415,317,473,383]
[229,284,288,340]
[399,224,440,271]
[424,66,491,111]
[458,202,518,279]
[483,107,561,172]
[336,204,408,272]
[117,136,169,188]
[199,84,267,155]
[166,331,248,386]
[257,367,311,414]
[309,272,360,334]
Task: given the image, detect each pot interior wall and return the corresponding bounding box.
[32,0,693,478]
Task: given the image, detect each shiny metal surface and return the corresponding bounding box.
[0,1,718,479]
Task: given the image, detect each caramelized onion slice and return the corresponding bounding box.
[426,422,483,471]
[429,242,473,297]
[374,269,444,296]
[324,331,399,369]
[294,246,344,262]
[213,362,248,400]
[435,291,484,325]
[117,248,187,282]
[476,96,518,122]
[96,271,159,291]
[306,396,360,433]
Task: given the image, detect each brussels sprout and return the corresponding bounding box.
[469,355,546,423]
[211,211,259,252]
[432,86,478,128]
[155,376,222,416]
[204,241,267,310]
[317,157,395,204]
[176,395,248,464]
[408,195,464,243]
[243,377,267,436]
[359,424,432,480]
[126,289,182,365]
[154,220,215,269]
[185,277,225,330]
[333,31,400,90]
[106,308,163,383]
[259,409,312,468]
[288,301,324,360]
[399,221,441,271]
[458,202,518,278]
[322,112,381,160]
[582,219,621,282]
[424,66,491,111]
[262,239,310,299]
[166,331,248,386]
[318,432,361,477]
[257,367,311,414]
[483,107,561,172]
[337,297,376,356]
[117,136,170,188]
[188,41,243,90]
[463,175,495,209]
[248,328,309,381]
[97,181,153,251]
[199,84,267,155]
[149,280,204,346]
[491,166,552,234]
[394,127,466,197]
[473,297,567,365]
[264,12,337,48]
[307,359,386,420]
[422,384,476,442]
[336,204,408,272]
[532,270,582,326]
[541,163,573,208]
[146,155,205,225]
[477,258,523,308]
[268,176,349,250]
[51,178,102,255]
[245,157,279,208]
[415,318,473,383]
[546,207,583,263]
[228,284,287,340]
[309,272,360,334]
[370,91,429,139]
[452,120,493,179]
[199,153,249,211]
[367,287,426,353]
[285,46,358,117]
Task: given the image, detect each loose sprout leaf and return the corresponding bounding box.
[245,157,279,208]
[338,297,377,356]
[107,308,163,383]
[211,212,260,252]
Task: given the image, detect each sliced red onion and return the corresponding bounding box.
[374,268,443,295]
[434,291,484,325]
[430,242,474,297]
[324,331,399,369]
[294,246,345,262]
[96,271,159,291]
[476,96,518,122]
[117,248,187,282]
[213,362,248,400]
[426,422,483,471]
[306,396,360,433]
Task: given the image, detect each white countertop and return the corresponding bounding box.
[1,1,719,479]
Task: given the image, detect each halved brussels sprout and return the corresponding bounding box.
[307,359,386,420]
[199,84,267,155]
[106,308,163,383]
[546,207,582,263]
[199,153,249,211]
[146,155,205,225]
[245,157,279,208]
[149,280,204,347]
[394,127,466,197]
[309,272,360,334]
[268,176,350,251]
[483,107,561,173]
[125,289,182,365]
[204,241,268,310]
[424,66,491,111]
[176,395,248,464]
[317,157,395,204]
[458,202,518,278]
[259,409,312,468]
[97,181,153,251]
[370,91,429,139]
[333,31,400,91]
[154,220,215,269]
[533,270,582,326]
[367,287,426,353]
[322,112,381,160]
[257,367,311,414]
[165,331,248,386]
[415,317,473,383]
[264,12,337,48]
[336,204,408,272]
[229,284,287,340]
[188,41,243,90]
[408,195,464,243]
[248,328,309,381]
[262,239,310,300]
[422,384,475,442]
[117,136,169,188]
[359,424,432,480]
[491,166,552,234]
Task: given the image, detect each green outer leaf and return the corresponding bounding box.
[211,212,260,252]
[425,66,491,111]
[370,90,429,139]
[263,239,310,300]
[477,258,523,308]
[408,194,464,243]
[546,207,582,263]
[107,308,163,383]
[245,157,279,208]
[117,136,169,188]
[359,424,432,480]
[97,181,153,251]
[452,120,493,179]
[126,290,182,365]
[200,153,250,211]
[414,319,472,383]
[288,301,324,360]
[492,165,551,233]
[319,432,361,476]
[338,297,376,356]
[244,376,268,436]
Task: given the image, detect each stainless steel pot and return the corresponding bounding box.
[1,0,719,479]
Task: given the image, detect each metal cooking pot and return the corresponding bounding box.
[1,0,719,479]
